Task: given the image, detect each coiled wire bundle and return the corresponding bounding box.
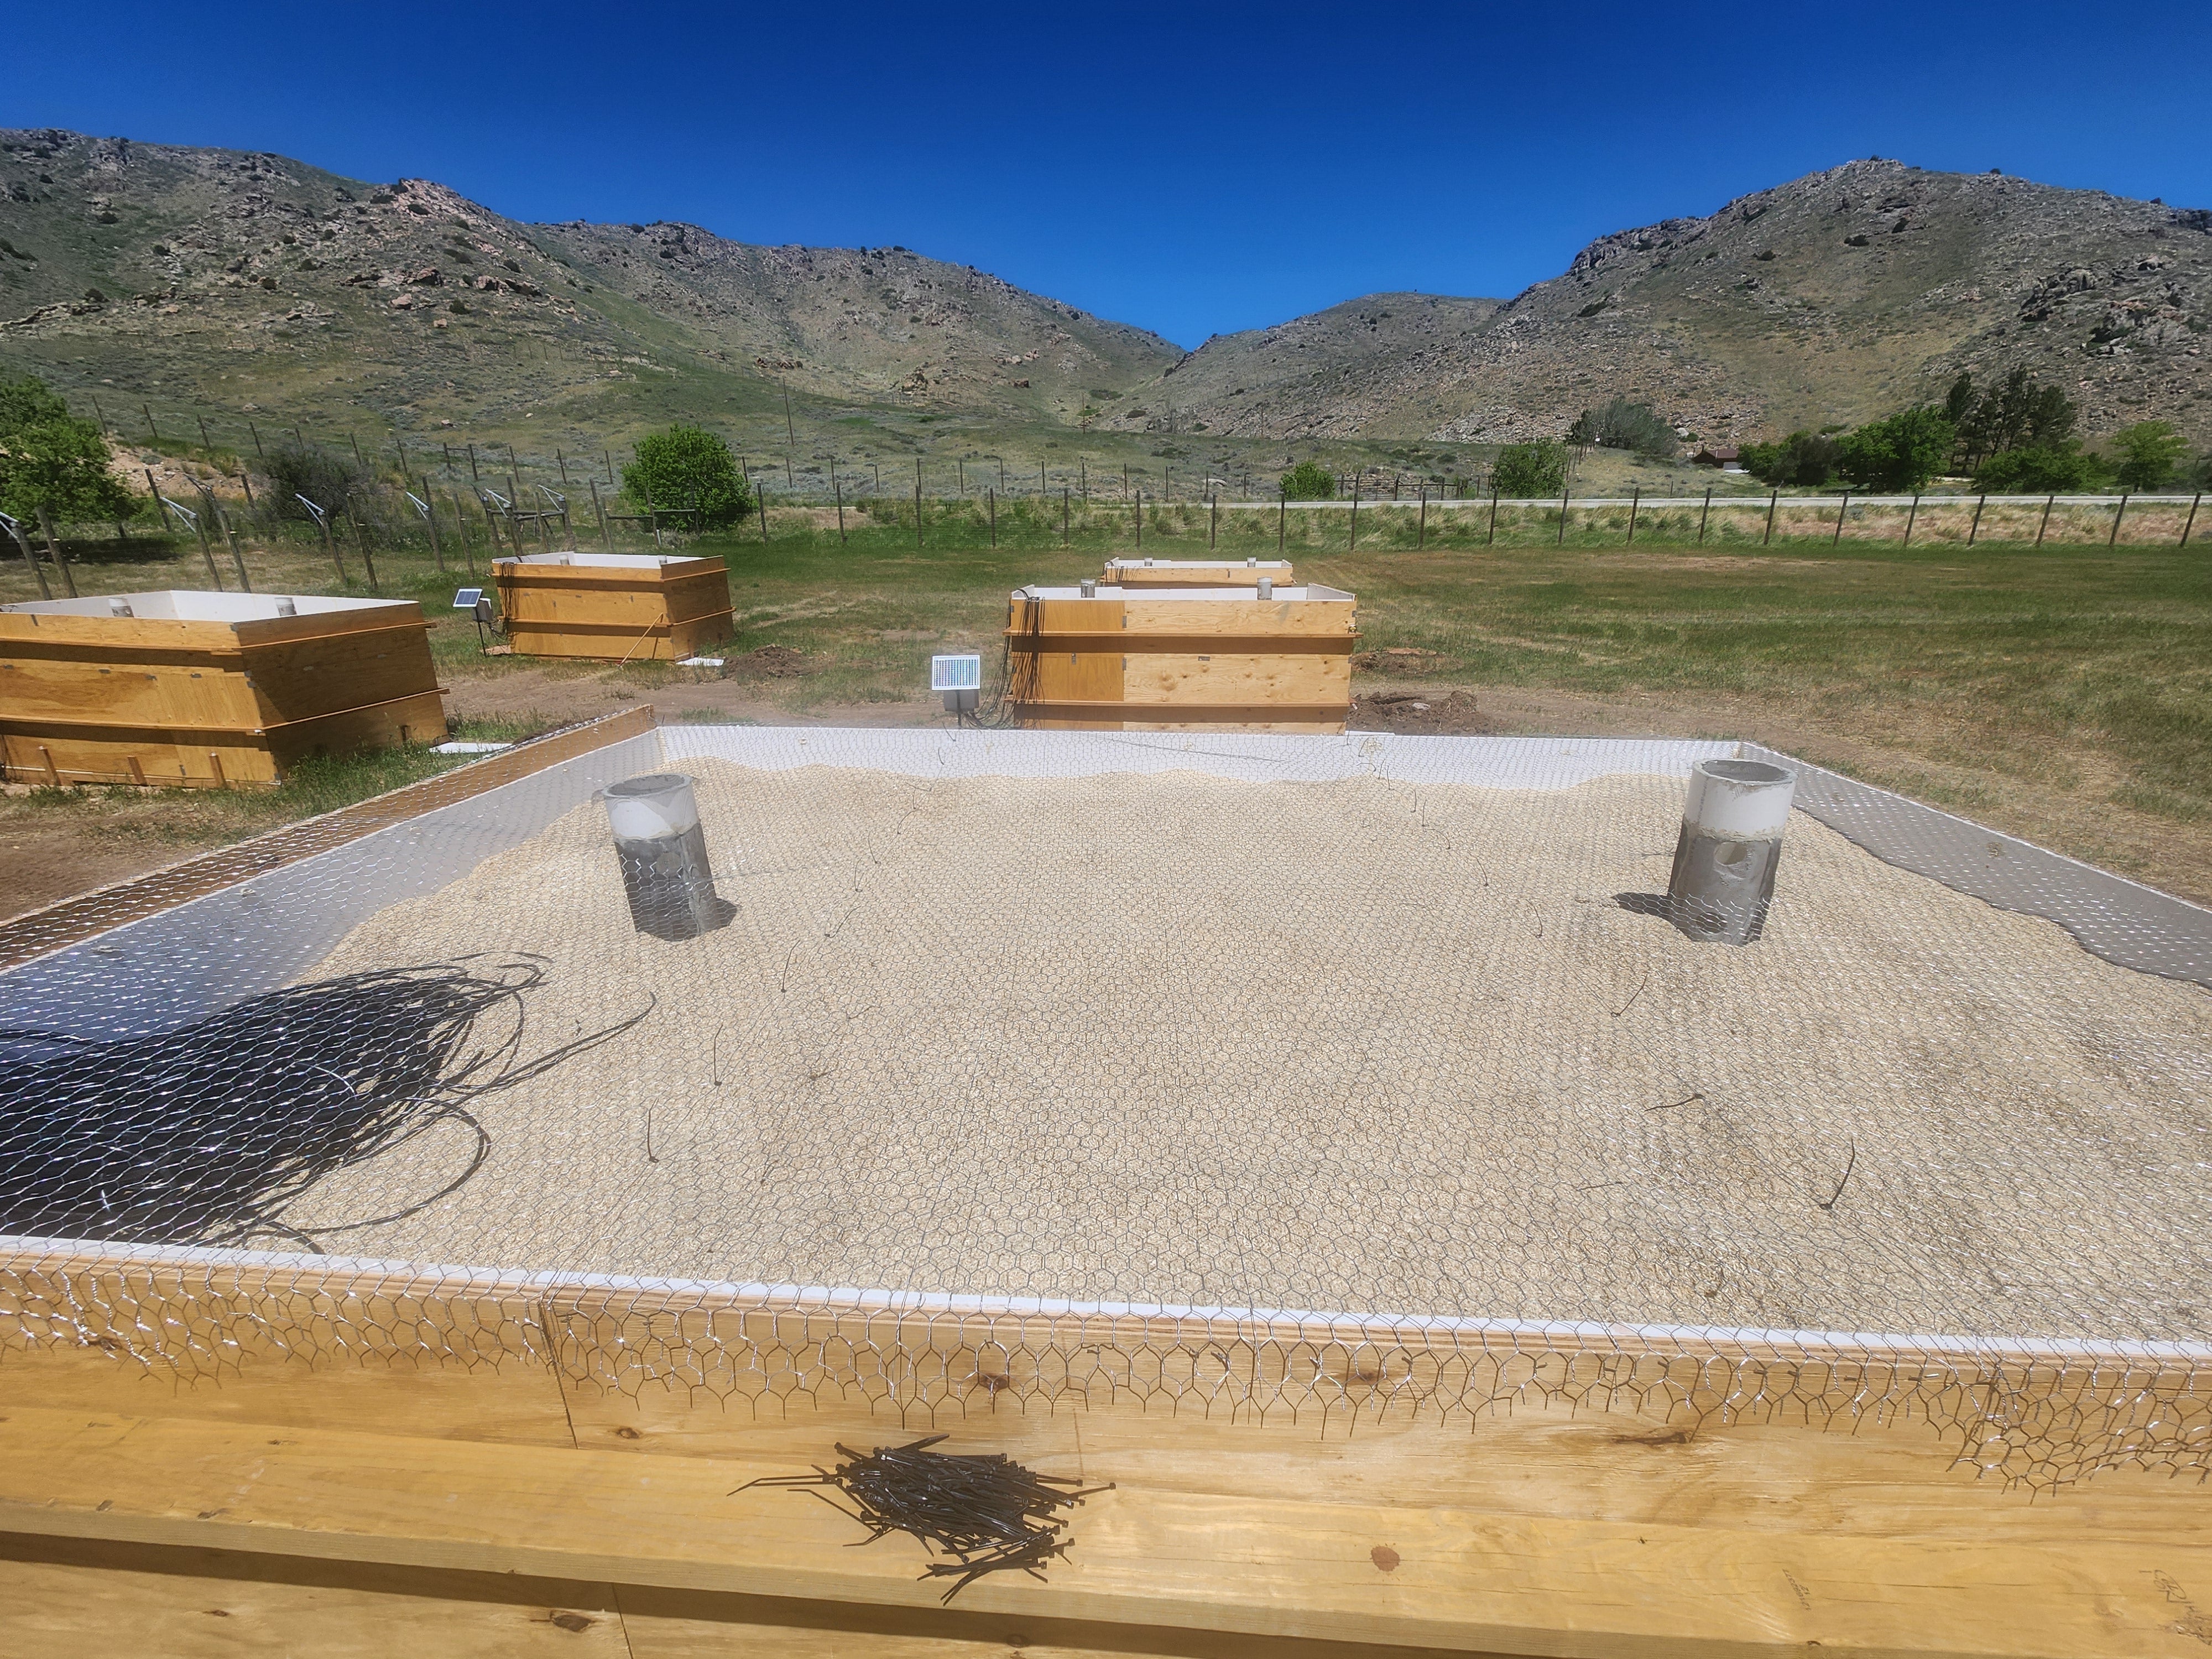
[0,957,646,1251]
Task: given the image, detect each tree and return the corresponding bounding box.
[2109,421,2187,492]
[0,375,136,527]
[0,375,71,436]
[1738,430,1842,488]
[621,425,752,528]
[1491,441,1569,498]
[1566,397,1677,459]
[1279,461,1335,500]
[1949,367,2076,469]
[1837,408,1955,492]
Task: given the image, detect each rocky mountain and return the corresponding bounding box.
[4,134,2205,462]
[0,128,1179,449]
[1115,159,2212,448]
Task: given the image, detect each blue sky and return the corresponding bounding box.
[9,1,2208,349]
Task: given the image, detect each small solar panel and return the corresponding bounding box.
[931,654,982,692]
[452,588,483,609]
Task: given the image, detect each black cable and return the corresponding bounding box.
[0,959,650,1251]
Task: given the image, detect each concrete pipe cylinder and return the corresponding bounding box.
[603,773,725,940]
[1667,758,1797,945]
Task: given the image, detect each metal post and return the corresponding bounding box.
[1488,486,1499,546]
[2037,493,2056,547]
[1832,489,1850,546]
[1063,486,1070,548]
[758,479,769,541]
[248,418,262,457]
[643,481,662,550]
[1968,494,1986,546]
[36,505,77,597]
[915,458,924,550]
[1135,491,1142,550]
[1209,492,1218,549]
[1349,479,1359,552]
[144,403,160,443]
[2183,492,2202,549]
[987,487,996,549]
[1903,492,1919,547]
[1626,486,1640,547]
[1698,487,1712,545]
[1278,489,1286,553]
[833,463,846,545]
[1417,486,1427,550]
[2109,492,2130,548]
[1556,487,1569,546]
[589,479,611,551]
[1764,492,1778,546]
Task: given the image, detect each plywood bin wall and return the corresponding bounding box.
[0,591,446,787]
[1104,557,1296,588]
[492,552,734,661]
[1005,582,1355,732]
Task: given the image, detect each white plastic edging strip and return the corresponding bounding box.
[10,1234,2208,1367]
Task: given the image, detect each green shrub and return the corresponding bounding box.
[1491,441,1569,498]
[1279,461,1335,500]
[1739,430,1843,487]
[1838,407,1955,492]
[263,440,366,518]
[1974,444,2106,493]
[622,425,753,529]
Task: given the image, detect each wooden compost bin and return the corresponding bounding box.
[493,552,734,661]
[0,590,445,788]
[1104,556,1295,588]
[1006,581,1355,732]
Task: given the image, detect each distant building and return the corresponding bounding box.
[1691,445,1745,472]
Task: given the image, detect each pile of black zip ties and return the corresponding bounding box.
[735,1434,1114,1602]
[0,957,649,1251]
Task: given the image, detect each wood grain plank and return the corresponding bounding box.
[0,1533,629,1656]
[2,1406,2206,1657]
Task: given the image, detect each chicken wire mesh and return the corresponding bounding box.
[3,724,2210,1489]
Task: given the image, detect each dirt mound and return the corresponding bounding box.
[1350,687,1491,734]
[731,645,811,679]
